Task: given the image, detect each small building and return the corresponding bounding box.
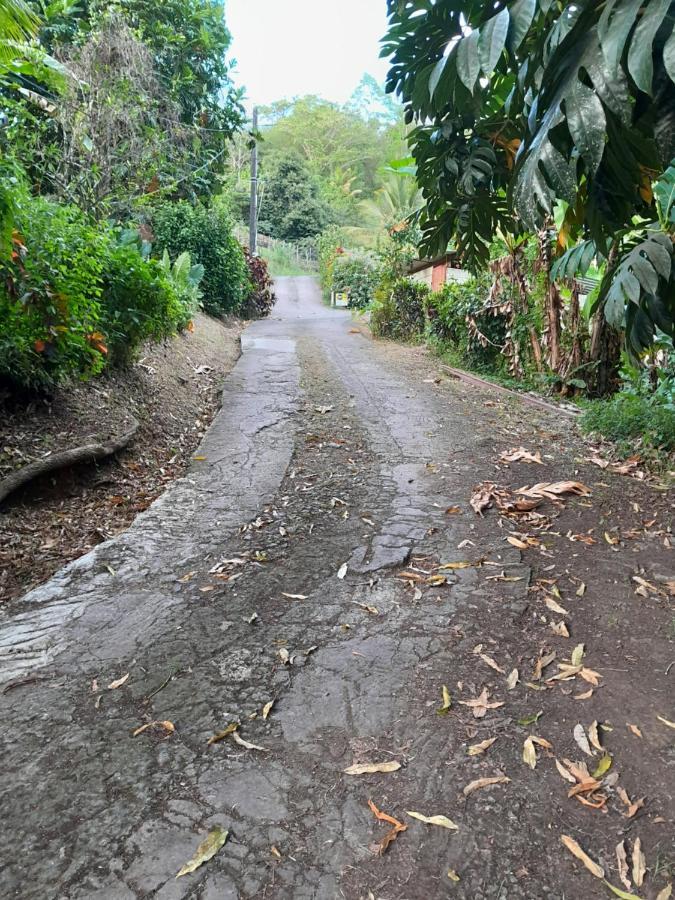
[408,252,472,291]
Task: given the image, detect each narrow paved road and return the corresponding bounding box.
[1,278,672,899]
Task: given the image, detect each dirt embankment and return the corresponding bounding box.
[0,313,244,603]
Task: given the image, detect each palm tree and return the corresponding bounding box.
[0,0,39,68]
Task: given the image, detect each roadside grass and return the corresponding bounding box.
[260,246,314,277]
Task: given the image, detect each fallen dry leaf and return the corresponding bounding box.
[231,731,269,752]
[657,715,675,729]
[545,596,569,615]
[560,835,604,879]
[270,845,282,860]
[592,755,612,779]
[468,737,497,756]
[132,720,175,737]
[555,759,577,784]
[506,668,519,690]
[500,447,543,465]
[632,837,646,888]
[550,621,570,637]
[627,723,643,738]
[107,673,129,690]
[262,700,275,720]
[603,882,643,899]
[406,811,458,830]
[616,841,631,891]
[571,643,585,666]
[176,826,228,878]
[458,687,505,719]
[574,723,595,757]
[656,886,673,900]
[438,560,474,570]
[463,776,510,796]
[523,736,538,769]
[574,689,594,700]
[518,481,591,501]
[447,869,460,882]
[479,653,505,674]
[588,720,603,752]
[337,562,348,580]
[470,484,494,515]
[281,592,307,600]
[344,761,401,775]
[207,723,238,745]
[368,799,407,854]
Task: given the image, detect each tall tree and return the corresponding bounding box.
[383,0,675,356]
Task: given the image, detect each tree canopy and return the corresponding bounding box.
[383,0,675,355]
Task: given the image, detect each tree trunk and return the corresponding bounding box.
[538,230,562,374]
[588,310,621,397]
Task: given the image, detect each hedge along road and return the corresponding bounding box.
[0,277,673,899]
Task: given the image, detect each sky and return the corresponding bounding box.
[226,0,391,109]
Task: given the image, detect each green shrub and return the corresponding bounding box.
[0,197,108,390]
[580,391,675,451]
[316,226,346,297]
[100,244,184,365]
[150,201,250,315]
[332,252,380,309]
[157,249,204,328]
[371,278,429,340]
[425,276,505,372]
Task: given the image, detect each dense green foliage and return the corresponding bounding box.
[332,252,380,309]
[101,245,184,365]
[0,195,198,388]
[150,201,250,316]
[371,279,429,341]
[581,392,675,452]
[259,157,331,242]
[383,0,675,355]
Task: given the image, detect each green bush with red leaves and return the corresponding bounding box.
[241,248,275,319]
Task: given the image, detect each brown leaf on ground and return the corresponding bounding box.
[517,481,591,501]
[560,835,604,879]
[107,673,130,690]
[588,720,603,752]
[479,653,505,674]
[262,700,275,720]
[627,723,643,738]
[368,799,407,854]
[555,759,577,784]
[656,886,673,900]
[500,447,543,465]
[616,841,631,891]
[632,837,646,887]
[470,483,495,515]
[463,776,510,796]
[617,786,645,819]
[657,715,675,729]
[344,761,401,775]
[573,724,595,757]
[458,687,505,718]
[545,596,569,615]
[550,620,570,637]
[523,736,538,769]
[506,668,519,689]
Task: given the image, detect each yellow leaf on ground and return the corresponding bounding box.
[207,723,238,745]
[132,720,174,737]
[176,827,228,878]
[603,881,644,899]
[523,736,537,769]
[468,737,497,756]
[560,835,604,879]
[571,644,585,666]
[447,869,460,881]
[344,761,401,775]
[405,811,459,830]
[438,684,453,715]
[592,755,612,779]
[463,776,510,796]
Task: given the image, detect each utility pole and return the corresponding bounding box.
[248,106,258,255]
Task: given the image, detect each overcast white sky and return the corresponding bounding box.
[226,0,391,108]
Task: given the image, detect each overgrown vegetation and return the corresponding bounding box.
[0,0,275,394]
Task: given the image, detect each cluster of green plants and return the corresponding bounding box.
[581,346,675,453]
[0,0,279,395]
[331,252,380,310]
[0,189,204,389]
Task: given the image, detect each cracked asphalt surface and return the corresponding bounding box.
[1,277,672,900]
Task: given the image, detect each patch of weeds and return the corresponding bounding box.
[580,392,675,454]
